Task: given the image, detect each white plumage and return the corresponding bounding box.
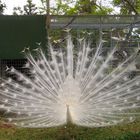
[0,34,140,128]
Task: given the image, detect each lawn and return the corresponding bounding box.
[0,120,140,140]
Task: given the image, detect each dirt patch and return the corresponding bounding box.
[0,122,14,128]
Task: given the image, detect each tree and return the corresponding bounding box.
[40,0,113,15]
[75,0,113,15]
[13,0,38,15]
[13,7,23,15]
[24,0,38,15]
[0,0,6,15]
[112,0,140,15]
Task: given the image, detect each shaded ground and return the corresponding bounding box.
[0,120,140,140]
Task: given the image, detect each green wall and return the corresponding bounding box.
[0,15,47,59]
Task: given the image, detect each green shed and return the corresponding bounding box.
[0,15,47,59]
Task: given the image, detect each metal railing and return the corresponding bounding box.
[50,15,140,29]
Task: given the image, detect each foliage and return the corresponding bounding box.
[12,0,114,15]
[13,7,23,15]
[5,0,140,15]
[0,0,6,15]
[112,0,140,15]
[24,0,38,15]
[46,0,113,15]
[12,0,140,15]
[13,0,38,15]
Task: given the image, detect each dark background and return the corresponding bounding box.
[0,15,47,59]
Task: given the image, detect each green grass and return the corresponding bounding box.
[0,121,140,140]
